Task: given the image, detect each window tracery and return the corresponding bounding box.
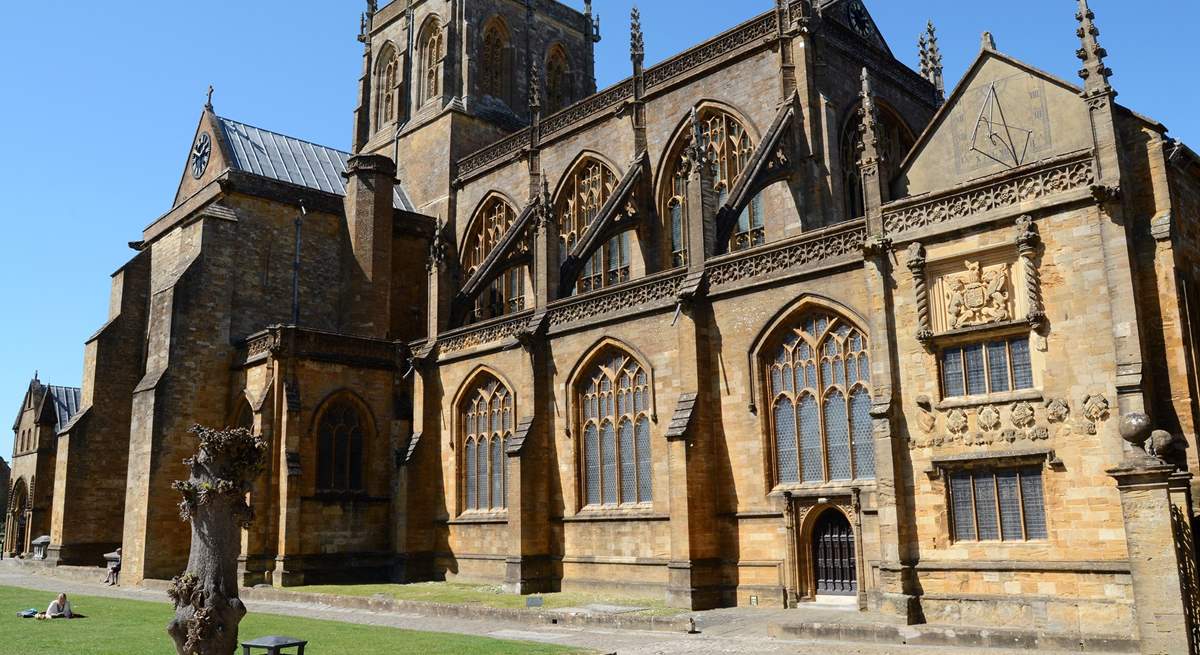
[464,197,525,322]
[545,47,571,114]
[767,312,874,486]
[480,21,511,105]
[377,46,401,128]
[662,108,764,266]
[462,377,512,512]
[842,102,915,219]
[555,159,630,293]
[420,21,443,106]
[316,397,367,493]
[579,350,652,507]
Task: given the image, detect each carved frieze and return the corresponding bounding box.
[909,401,1054,450]
[708,224,866,289]
[439,313,534,355]
[644,13,777,89]
[548,274,684,328]
[883,158,1095,235]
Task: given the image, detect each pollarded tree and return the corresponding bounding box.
[167,425,267,655]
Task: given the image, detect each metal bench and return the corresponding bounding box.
[241,635,307,655]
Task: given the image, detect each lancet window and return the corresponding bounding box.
[480,20,512,105]
[377,46,401,128]
[316,397,367,493]
[545,47,571,114]
[420,21,443,106]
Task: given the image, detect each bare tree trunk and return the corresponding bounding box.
[167,426,267,655]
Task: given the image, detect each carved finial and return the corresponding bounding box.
[925,21,945,102]
[918,33,930,78]
[584,0,592,16]
[529,62,541,112]
[630,6,644,67]
[685,107,706,169]
[1076,0,1114,97]
[857,68,880,166]
[205,85,214,111]
[366,0,378,16]
[981,31,996,51]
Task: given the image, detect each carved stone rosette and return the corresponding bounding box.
[906,242,933,346]
[1015,215,1045,330]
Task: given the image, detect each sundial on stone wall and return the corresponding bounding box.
[969,82,1034,169]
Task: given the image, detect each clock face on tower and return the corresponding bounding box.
[191,132,212,179]
[847,1,873,39]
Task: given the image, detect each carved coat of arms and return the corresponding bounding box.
[946,261,1010,329]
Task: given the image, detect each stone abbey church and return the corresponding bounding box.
[8,0,1200,649]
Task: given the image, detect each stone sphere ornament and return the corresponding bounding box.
[1118,412,1152,449]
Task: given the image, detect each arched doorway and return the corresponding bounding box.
[811,509,856,596]
[9,482,28,555]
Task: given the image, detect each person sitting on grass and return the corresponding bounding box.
[44,593,73,619]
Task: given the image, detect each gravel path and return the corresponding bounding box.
[0,562,1073,654]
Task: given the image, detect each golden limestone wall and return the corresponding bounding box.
[893,204,1134,635]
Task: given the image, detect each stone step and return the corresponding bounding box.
[769,619,1137,653]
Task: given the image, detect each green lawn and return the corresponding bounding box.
[0,586,584,655]
[287,581,686,618]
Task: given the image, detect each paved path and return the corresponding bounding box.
[0,562,1072,654]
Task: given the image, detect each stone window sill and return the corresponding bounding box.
[448,512,508,525]
[563,506,665,523]
[936,388,1043,411]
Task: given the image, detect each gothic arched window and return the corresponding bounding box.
[579,349,652,507]
[480,20,512,106]
[661,108,764,266]
[555,158,630,293]
[545,46,571,114]
[420,20,443,106]
[841,102,915,220]
[315,397,367,493]
[376,45,401,128]
[464,196,525,322]
[767,311,874,486]
[462,376,512,512]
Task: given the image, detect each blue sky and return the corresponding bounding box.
[0,0,1194,458]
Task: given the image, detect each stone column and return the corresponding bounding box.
[1109,414,1198,654]
[1109,463,1196,654]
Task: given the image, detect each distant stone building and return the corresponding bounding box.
[5,376,80,557]
[14,0,1200,651]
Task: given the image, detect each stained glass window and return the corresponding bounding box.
[768,312,873,486]
[580,350,653,507]
[949,467,1048,542]
[317,398,366,493]
[941,337,1034,399]
[461,377,512,513]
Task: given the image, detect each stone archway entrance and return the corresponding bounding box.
[810,509,856,596]
[8,483,28,555]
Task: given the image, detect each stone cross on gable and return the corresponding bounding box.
[205,85,214,111]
